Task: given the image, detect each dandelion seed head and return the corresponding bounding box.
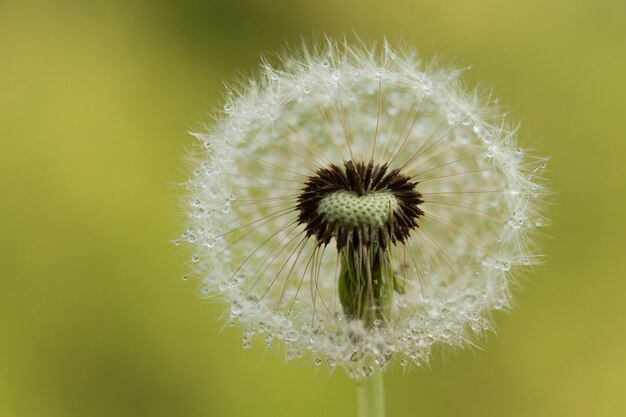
[181,39,550,378]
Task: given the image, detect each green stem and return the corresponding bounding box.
[357,371,385,417]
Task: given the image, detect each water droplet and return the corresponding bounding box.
[362,365,374,377]
[464,294,477,304]
[191,255,200,263]
[494,260,508,270]
[242,337,251,349]
[314,358,322,365]
[231,301,243,315]
[182,274,189,281]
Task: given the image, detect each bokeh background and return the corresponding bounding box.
[2,0,625,416]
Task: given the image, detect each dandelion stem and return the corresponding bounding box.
[357,371,385,417]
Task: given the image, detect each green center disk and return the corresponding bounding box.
[317,190,399,228]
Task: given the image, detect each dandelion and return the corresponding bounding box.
[181,38,549,416]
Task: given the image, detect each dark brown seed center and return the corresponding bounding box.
[296,160,424,250]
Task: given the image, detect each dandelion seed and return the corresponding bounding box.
[181,39,549,380]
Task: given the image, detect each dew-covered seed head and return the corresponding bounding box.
[182,39,550,377]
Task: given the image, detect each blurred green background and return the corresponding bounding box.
[1,0,625,416]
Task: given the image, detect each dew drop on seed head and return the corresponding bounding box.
[314,358,322,365]
[495,260,511,271]
[242,337,251,349]
[231,301,243,315]
[192,255,200,262]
